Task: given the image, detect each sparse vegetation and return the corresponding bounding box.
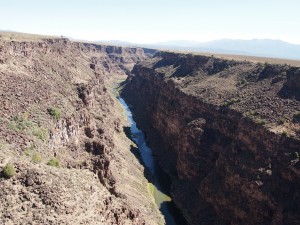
[245,109,258,118]
[2,163,16,178]
[282,131,288,137]
[47,158,60,167]
[32,126,48,141]
[24,149,31,156]
[278,118,285,125]
[9,114,48,141]
[24,144,36,156]
[223,98,241,107]
[257,62,264,68]
[257,119,266,125]
[295,152,299,159]
[47,107,61,120]
[9,114,33,131]
[32,152,42,164]
[244,109,258,118]
[0,139,11,151]
[238,78,247,86]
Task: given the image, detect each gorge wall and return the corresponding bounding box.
[0,35,164,225]
[122,52,300,225]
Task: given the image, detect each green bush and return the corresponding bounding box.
[32,152,42,164]
[9,115,33,131]
[24,143,36,156]
[282,131,288,137]
[257,119,266,125]
[47,107,61,120]
[24,149,31,156]
[223,98,241,107]
[9,115,48,141]
[32,126,47,141]
[47,158,60,167]
[3,163,16,178]
[239,78,247,85]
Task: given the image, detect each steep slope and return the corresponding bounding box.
[122,52,300,225]
[0,36,163,225]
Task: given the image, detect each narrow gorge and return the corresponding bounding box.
[121,52,300,225]
[0,35,164,225]
[0,33,299,225]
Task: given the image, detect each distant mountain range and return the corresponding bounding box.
[1,30,299,60]
[102,39,300,60]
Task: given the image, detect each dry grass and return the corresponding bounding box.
[0,31,60,41]
[162,50,300,67]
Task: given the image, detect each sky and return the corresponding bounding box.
[0,0,300,44]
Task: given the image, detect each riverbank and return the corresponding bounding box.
[117,96,187,225]
[0,36,163,225]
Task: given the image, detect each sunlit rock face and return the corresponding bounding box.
[122,51,300,225]
[0,35,163,225]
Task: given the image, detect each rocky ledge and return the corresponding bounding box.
[0,36,163,225]
[122,51,300,225]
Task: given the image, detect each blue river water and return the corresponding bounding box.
[118,97,187,225]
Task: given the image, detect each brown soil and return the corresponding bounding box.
[0,35,163,225]
[122,51,300,225]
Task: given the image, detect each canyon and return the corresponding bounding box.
[121,52,300,225]
[0,32,300,225]
[0,33,163,225]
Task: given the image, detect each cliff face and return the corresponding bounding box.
[122,52,300,225]
[0,36,163,225]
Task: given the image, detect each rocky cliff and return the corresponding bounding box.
[122,52,300,225]
[0,34,163,225]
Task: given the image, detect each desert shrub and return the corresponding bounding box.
[47,158,60,167]
[24,149,31,156]
[245,109,258,118]
[282,131,288,137]
[257,119,266,125]
[24,143,36,156]
[32,152,42,164]
[32,126,47,141]
[9,115,48,141]
[223,98,241,107]
[238,78,247,85]
[257,62,264,68]
[47,107,61,120]
[3,163,16,178]
[9,115,33,131]
[278,118,285,125]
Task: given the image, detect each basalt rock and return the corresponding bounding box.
[122,51,300,225]
[0,35,163,225]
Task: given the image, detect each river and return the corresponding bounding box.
[118,97,187,225]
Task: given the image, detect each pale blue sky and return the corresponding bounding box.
[1,0,299,44]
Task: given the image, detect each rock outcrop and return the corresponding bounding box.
[122,52,300,225]
[0,35,163,225]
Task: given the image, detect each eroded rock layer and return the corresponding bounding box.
[122,51,300,225]
[0,36,163,225]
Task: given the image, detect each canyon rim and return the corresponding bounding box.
[0,32,300,225]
